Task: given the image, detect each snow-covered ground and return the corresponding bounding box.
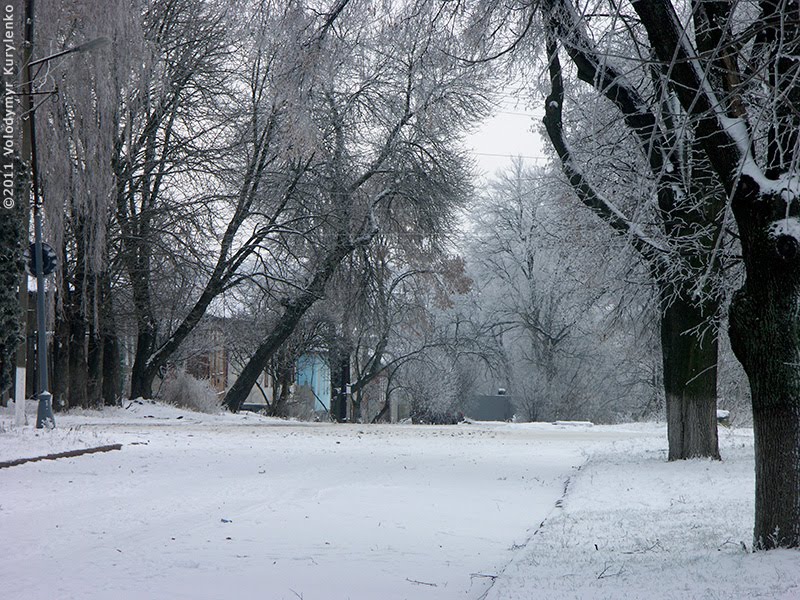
[1,402,798,600]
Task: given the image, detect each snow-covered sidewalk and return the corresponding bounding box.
[486,427,800,600]
[2,404,797,599]
[1,403,638,600]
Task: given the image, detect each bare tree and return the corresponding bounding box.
[464,160,658,422]
[535,0,736,459]
[0,78,25,403]
[111,0,241,399]
[469,0,800,550]
[622,0,800,551]
[29,0,137,408]
[224,0,487,412]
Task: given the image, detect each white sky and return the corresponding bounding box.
[465,105,549,180]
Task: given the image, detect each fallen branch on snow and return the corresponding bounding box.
[0,444,123,469]
[406,578,437,587]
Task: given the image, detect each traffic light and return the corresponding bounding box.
[25,242,58,276]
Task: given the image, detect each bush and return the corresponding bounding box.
[159,369,223,414]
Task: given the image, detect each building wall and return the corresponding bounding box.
[296,353,331,413]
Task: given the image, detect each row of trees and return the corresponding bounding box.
[1,0,799,549]
[1,0,491,415]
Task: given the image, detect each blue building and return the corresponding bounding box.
[296,353,331,413]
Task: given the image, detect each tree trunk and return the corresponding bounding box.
[330,345,350,423]
[87,331,103,408]
[51,265,70,411]
[129,315,156,398]
[51,296,70,411]
[129,301,157,400]
[102,330,121,405]
[271,364,293,417]
[371,399,390,423]
[67,306,88,409]
[125,220,158,400]
[660,293,720,460]
[224,236,360,412]
[101,271,121,406]
[0,156,24,401]
[730,278,800,549]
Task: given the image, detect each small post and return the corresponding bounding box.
[36,390,53,429]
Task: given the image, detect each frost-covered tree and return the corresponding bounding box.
[0,75,25,401]
[466,0,800,551]
[464,160,658,423]
[111,0,240,400]
[224,0,488,412]
[21,0,135,408]
[453,0,731,459]
[628,0,800,552]
[539,0,736,459]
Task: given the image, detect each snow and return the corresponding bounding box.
[1,403,798,600]
[488,428,800,600]
[768,217,800,242]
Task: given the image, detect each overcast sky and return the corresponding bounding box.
[465,104,548,180]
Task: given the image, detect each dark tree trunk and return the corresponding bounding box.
[224,236,360,413]
[660,293,720,461]
[0,157,25,401]
[729,181,800,548]
[51,265,70,410]
[102,331,121,405]
[730,280,800,549]
[100,271,121,406]
[66,217,89,409]
[87,332,103,408]
[67,307,88,409]
[131,290,157,398]
[331,346,350,423]
[271,364,293,417]
[51,296,70,411]
[85,275,103,407]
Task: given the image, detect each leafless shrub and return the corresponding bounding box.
[159,370,222,414]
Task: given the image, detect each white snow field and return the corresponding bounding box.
[1,402,798,600]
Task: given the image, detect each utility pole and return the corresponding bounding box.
[22,0,54,428]
[13,0,107,427]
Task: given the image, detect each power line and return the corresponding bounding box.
[470,152,549,160]
[493,110,540,117]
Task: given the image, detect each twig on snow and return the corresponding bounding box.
[597,562,625,579]
[406,578,437,587]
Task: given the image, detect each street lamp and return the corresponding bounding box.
[28,37,110,68]
[21,0,109,428]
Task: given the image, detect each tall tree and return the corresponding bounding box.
[224,0,486,412]
[0,74,25,403]
[624,0,800,551]
[472,0,800,549]
[464,160,658,422]
[535,0,734,459]
[33,0,138,407]
[112,0,239,399]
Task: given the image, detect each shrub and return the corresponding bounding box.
[159,369,223,414]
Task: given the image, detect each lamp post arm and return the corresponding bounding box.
[28,37,110,67]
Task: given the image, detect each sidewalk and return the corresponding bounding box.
[486,428,800,600]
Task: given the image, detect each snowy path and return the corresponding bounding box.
[0,415,643,600]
